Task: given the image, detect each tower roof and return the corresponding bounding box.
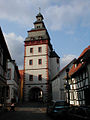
[50,51,60,58]
[36,12,44,20]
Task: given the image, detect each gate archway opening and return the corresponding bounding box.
[29,87,43,102]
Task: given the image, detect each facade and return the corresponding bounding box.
[0,27,11,106]
[6,60,20,104]
[19,70,24,102]
[52,59,75,101]
[69,46,90,106]
[24,12,60,102]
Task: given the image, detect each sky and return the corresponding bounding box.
[0,0,90,70]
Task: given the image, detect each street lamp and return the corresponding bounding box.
[66,68,70,105]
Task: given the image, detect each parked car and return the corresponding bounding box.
[46,100,69,118]
[68,106,90,120]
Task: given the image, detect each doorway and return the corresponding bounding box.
[29,87,43,102]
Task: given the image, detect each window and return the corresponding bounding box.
[29,60,33,65]
[57,58,59,64]
[38,36,42,40]
[37,26,40,28]
[38,47,42,53]
[31,37,34,40]
[7,69,11,80]
[38,59,42,65]
[29,75,33,81]
[38,75,42,81]
[30,48,33,53]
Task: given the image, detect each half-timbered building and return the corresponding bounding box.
[69,46,90,106]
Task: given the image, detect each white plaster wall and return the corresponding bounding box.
[52,77,60,100]
[52,62,74,101]
[24,43,49,101]
[26,44,47,56]
[25,44,47,70]
[25,56,47,69]
[7,61,19,104]
[24,69,47,84]
[50,57,60,80]
[7,62,14,80]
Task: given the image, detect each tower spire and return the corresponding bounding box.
[39,7,41,13]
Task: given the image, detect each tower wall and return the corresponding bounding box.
[24,41,50,102]
[23,12,60,102]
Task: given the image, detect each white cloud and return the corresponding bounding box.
[66,30,74,35]
[60,54,77,69]
[45,0,90,30]
[4,32,24,69]
[0,0,49,27]
[0,0,90,31]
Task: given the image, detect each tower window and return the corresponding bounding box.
[31,37,34,40]
[38,59,42,65]
[38,75,42,81]
[30,48,33,53]
[29,60,33,65]
[38,36,42,40]
[29,75,33,81]
[37,26,40,28]
[38,47,42,53]
[57,58,59,64]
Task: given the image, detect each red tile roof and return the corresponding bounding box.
[79,45,90,59]
[69,63,84,76]
[69,46,90,76]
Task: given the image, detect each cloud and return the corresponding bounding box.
[4,32,24,69]
[45,0,90,30]
[0,0,90,31]
[60,54,77,69]
[66,30,74,35]
[0,0,49,27]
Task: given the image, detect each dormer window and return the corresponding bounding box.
[75,64,77,68]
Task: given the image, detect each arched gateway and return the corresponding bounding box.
[29,87,43,102]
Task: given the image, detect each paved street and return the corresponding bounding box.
[0,102,52,120]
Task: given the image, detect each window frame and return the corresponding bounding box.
[38,74,42,81]
[29,59,33,65]
[38,59,42,65]
[30,48,33,54]
[56,58,59,64]
[38,47,42,53]
[29,75,33,81]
